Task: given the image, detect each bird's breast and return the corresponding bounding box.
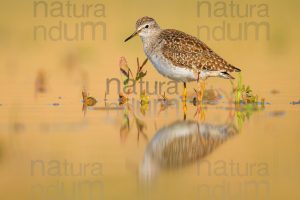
[146,52,197,82]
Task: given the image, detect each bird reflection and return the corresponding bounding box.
[140,120,238,182]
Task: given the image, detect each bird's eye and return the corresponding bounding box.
[145,25,149,28]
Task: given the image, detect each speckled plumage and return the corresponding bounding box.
[159,29,240,73]
[128,16,241,81]
[136,16,155,29]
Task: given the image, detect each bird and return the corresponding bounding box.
[124,16,241,102]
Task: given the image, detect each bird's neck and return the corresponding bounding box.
[140,30,162,53]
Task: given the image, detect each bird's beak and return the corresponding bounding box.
[124,29,141,42]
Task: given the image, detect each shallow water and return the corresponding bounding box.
[1,0,300,199]
[0,82,299,200]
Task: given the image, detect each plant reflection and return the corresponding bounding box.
[35,69,47,98]
[119,103,149,144]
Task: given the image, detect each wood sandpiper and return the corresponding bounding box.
[125,16,241,102]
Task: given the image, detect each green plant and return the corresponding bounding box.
[119,57,148,87]
[232,73,264,105]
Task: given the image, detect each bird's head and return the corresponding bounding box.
[124,16,161,42]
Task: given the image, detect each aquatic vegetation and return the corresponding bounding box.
[158,101,169,113]
[82,90,97,115]
[157,93,177,114]
[85,97,97,106]
[120,109,130,143]
[140,90,149,105]
[158,92,168,102]
[232,73,265,106]
[140,103,148,116]
[135,116,148,141]
[119,57,148,93]
[118,93,128,106]
[119,57,133,86]
[140,90,149,116]
[119,56,150,111]
[235,107,255,129]
[234,102,265,129]
[135,57,148,81]
[118,104,148,143]
[157,92,170,113]
[82,90,97,106]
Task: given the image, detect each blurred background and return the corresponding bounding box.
[0,0,299,199]
[0,0,299,102]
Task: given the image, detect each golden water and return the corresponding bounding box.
[0,0,300,199]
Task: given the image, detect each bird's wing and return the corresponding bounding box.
[159,29,240,72]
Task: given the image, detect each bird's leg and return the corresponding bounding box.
[183,101,187,120]
[193,81,206,121]
[182,82,187,120]
[182,82,187,102]
[197,81,206,102]
[199,81,206,121]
